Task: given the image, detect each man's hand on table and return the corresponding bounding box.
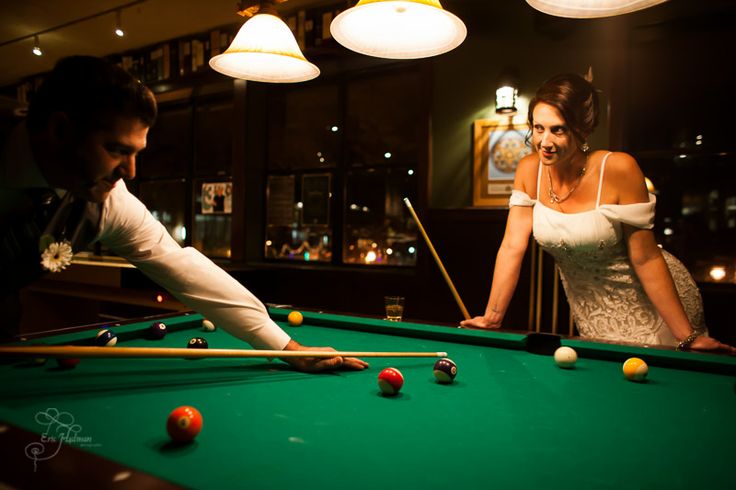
[281,339,369,372]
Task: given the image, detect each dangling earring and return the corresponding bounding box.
[580,142,590,153]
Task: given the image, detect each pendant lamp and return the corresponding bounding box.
[209,3,319,83]
[525,0,668,19]
[330,0,467,59]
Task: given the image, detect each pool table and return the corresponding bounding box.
[1,308,734,490]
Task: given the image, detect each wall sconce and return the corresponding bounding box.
[495,68,519,114]
[525,0,668,18]
[114,10,125,37]
[209,1,319,83]
[32,35,43,56]
[330,0,466,59]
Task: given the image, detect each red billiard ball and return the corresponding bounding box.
[57,358,80,369]
[377,367,404,396]
[166,406,203,442]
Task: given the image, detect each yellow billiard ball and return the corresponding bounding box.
[623,357,648,381]
[287,311,303,326]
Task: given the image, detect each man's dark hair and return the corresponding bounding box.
[27,55,157,133]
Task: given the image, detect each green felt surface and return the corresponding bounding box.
[1,310,734,490]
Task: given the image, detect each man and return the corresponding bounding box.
[0,56,367,372]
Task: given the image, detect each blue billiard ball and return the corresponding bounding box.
[95,328,117,347]
[433,358,457,384]
[149,322,167,340]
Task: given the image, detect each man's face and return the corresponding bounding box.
[64,116,148,203]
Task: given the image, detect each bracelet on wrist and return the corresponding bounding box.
[676,332,701,351]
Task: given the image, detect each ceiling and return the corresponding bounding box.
[1,0,734,91]
[0,0,321,88]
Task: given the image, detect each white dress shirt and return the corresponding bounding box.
[2,122,291,350]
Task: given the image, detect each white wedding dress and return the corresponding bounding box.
[510,152,705,346]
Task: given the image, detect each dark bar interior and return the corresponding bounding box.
[1,0,734,342]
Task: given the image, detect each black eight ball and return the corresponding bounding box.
[187,337,209,349]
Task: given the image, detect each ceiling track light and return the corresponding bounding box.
[115,10,125,37]
[32,35,42,56]
[0,0,148,58]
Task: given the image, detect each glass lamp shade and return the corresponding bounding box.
[330,0,467,59]
[209,13,319,83]
[525,0,668,19]
[496,86,518,114]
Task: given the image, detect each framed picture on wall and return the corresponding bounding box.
[201,181,232,214]
[473,119,532,207]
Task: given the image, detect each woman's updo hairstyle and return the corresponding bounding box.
[527,73,599,146]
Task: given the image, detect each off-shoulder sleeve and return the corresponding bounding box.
[598,193,656,229]
[509,190,535,208]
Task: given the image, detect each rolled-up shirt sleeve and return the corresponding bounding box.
[94,182,291,350]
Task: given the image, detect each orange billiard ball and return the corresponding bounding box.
[167,406,203,442]
[623,357,648,382]
[287,311,303,326]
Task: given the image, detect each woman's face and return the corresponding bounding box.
[531,102,580,166]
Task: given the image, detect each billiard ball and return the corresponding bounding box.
[201,319,216,332]
[56,358,80,369]
[433,358,457,383]
[377,367,404,395]
[623,357,648,381]
[95,328,117,347]
[287,311,303,326]
[166,406,203,442]
[149,322,167,340]
[554,346,577,369]
[187,337,209,349]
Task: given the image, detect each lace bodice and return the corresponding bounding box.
[510,153,705,346]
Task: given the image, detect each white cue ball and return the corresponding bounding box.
[202,319,216,332]
[554,346,577,369]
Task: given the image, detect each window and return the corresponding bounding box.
[264,65,426,267]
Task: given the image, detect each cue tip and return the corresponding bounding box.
[437,352,448,357]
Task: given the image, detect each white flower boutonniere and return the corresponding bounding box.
[40,239,73,273]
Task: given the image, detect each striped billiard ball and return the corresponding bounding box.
[95,328,117,347]
[377,367,404,396]
[433,358,457,384]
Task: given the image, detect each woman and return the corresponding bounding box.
[462,73,734,353]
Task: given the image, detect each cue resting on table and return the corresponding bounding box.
[0,346,448,359]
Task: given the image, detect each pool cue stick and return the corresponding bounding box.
[0,346,448,359]
[403,197,471,320]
